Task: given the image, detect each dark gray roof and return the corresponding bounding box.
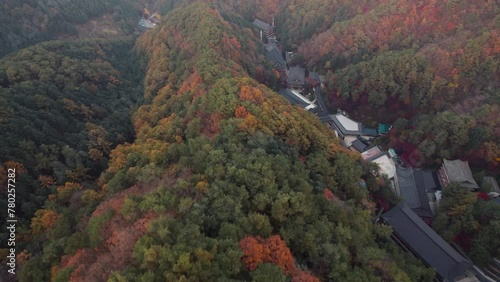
[483,176,500,193]
[395,166,440,218]
[253,19,271,30]
[352,137,371,152]
[309,71,320,82]
[278,89,310,108]
[287,66,305,86]
[443,159,479,190]
[318,113,332,122]
[265,42,278,52]
[382,203,473,281]
[265,48,286,69]
[331,114,362,137]
[416,170,442,192]
[362,126,378,136]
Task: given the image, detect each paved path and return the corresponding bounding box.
[313,85,328,114]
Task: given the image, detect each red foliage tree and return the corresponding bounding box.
[323,188,335,202]
[39,175,56,189]
[202,112,222,138]
[477,192,489,201]
[178,71,203,95]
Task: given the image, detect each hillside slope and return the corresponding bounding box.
[15,3,433,282]
[0,37,141,236]
[278,0,499,170]
[0,0,142,58]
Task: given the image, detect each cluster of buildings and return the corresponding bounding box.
[314,112,500,282]
[252,17,499,281]
[380,159,500,282]
[328,113,500,282]
[253,18,321,112]
[320,112,398,182]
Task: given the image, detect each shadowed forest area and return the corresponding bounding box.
[0,0,498,281]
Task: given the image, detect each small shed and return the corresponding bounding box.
[362,126,378,136]
[378,123,391,134]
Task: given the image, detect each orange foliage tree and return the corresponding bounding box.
[240,235,319,280]
[239,236,264,271]
[235,105,249,119]
[239,85,264,104]
[264,235,296,275]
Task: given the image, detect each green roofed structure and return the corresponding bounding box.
[378,123,390,134]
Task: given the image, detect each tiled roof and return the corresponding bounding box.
[287,65,305,86]
[382,203,473,281]
[352,137,371,152]
[395,166,438,218]
[265,48,286,69]
[443,159,479,190]
[253,19,271,30]
[362,126,378,136]
[331,114,362,136]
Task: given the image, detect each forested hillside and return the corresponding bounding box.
[0,38,142,280]
[7,3,436,282]
[0,0,286,59]
[278,0,499,171]
[0,0,143,58]
[0,0,497,281]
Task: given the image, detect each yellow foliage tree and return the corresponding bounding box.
[31,209,60,235]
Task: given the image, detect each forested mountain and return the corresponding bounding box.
[0,0,497,281]
[0,0,284,59]
[0,0,142,58]
[0,38,142,275]
[277,0,499,170]
[1,2,437,282]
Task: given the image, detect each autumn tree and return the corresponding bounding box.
[31,209,61,235]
